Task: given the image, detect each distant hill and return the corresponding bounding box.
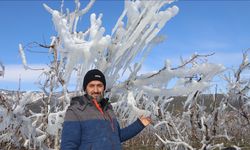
[1,89,234,114]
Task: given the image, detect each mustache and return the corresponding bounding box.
[92,92,102,95]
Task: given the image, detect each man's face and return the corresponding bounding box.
[86,80,104,99]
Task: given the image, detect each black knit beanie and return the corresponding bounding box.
[83,69,106,91]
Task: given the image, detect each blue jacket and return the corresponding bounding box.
[61,95,145,150]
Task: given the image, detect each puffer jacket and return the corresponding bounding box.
[61,95,145,150]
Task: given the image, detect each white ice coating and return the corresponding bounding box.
[18,44,29,70]
[43,0,179,91]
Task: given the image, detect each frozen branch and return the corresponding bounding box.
[0,61,5,77]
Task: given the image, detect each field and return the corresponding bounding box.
[1,91,250,150]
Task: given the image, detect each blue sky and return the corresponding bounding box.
[0,0,250,91]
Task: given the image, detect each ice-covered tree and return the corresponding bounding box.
[1,0,248,149]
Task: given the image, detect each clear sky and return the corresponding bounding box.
[0,0,250,91]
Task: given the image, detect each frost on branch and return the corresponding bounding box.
[42,0,179,92]
[222,50,250,128]
[0,61,4,77]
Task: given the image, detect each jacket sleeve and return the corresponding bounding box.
[60,108,81,150]
[118,118,145,142]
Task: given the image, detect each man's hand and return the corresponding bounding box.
[139,116,152,126]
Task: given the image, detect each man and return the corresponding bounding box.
[61,69,151,150]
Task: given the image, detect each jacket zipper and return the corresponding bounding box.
[92,99,115,132]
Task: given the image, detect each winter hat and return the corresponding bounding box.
[83,69,106,91]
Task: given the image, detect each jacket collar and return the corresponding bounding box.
[70,94,110,111]
[84,94,110,111]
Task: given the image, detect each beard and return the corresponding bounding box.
[94,94,104,103]
[87,92,104,103]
